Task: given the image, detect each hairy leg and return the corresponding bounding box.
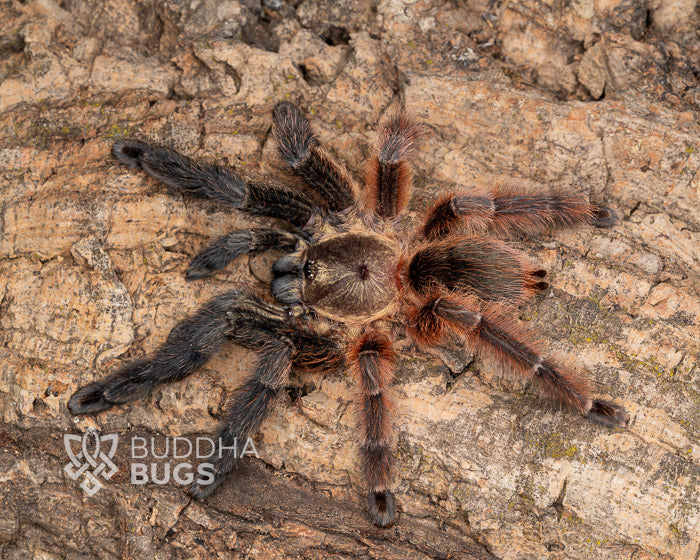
[189,338,293,498]
[189,326,343,498]
[406,236,548,306]
[68,291,244,415]
[348,331,397,527]
[186,229,299,280]
[188,307,343,497]
[69,288,343,497]
[422,187,618,239]
[273,102,357,212]
[363,111,420,218]
[67,291,325,414]
[405,293,629,427]
[112,140,317,227]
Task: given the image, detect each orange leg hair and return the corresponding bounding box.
[406,236,549,306]
[405,293,629,427]
[347,331,397,527]
[422,186,618,239]
[363,111,420,218]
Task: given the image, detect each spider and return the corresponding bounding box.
[68,102,629,528]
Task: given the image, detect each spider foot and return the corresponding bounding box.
[185,245,231,280]
[593,206,619,228]
[272,101,317,165]
[188,467,229,500]
[185,230,298,281]
[531,269,549,291]
[586,399,629,428]
[368,490,396,528]
[68,382,112,414]
[112,140,149,168]
[67,359,154,415]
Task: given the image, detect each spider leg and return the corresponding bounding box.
[348,332,396,527]
[112,140,317,227]
[290,329,345,373]
[189,338,293,498]
[363,111,420,218]
[68,288,345,496]
[272,102,357,211]
[186,228,299,280]
[67,292,294,414]
[68,291,244,415]
[422,187,618,239]
[406,293,629,427]
[224,294,345,372]
[406,236,548,305]
[189,314,343,498]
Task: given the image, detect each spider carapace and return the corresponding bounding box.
[69,102,629,528]
[275,230,401,322]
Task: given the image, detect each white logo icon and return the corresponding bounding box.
[64,429,119,496]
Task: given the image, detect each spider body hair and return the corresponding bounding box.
[69,103,629,529]
[364,111,420,217]
[407,236,549,305]
[423,186,618,238]
[301,231,401,323]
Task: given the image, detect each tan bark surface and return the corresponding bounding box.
[0,0,698,559]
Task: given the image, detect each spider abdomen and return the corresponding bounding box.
[407,236,546,304]
[301,232,400,324]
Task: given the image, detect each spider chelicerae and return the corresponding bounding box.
[68,102,629,527]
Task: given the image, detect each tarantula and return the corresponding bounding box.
[68,102,629,527]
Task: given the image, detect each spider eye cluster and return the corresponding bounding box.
[303,260,317,281]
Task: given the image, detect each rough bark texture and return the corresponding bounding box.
[0,0,698,559]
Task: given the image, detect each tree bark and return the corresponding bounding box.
[0,0,698,559]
